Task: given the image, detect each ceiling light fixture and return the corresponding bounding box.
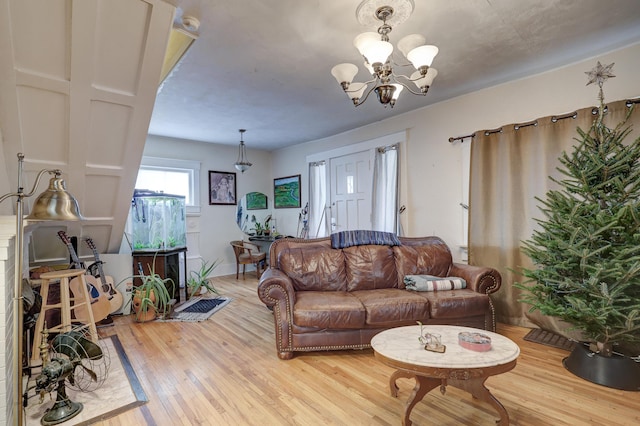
[331,0,438,108]
[234,129,252,173]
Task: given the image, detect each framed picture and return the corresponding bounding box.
[274,174,301,209]
[209,171,237,205]
[246,191,268,210]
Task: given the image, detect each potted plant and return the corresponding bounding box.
[516,63,640,390]
[131,257,174,322]
[251,215,264,236]
[186,259,221,298]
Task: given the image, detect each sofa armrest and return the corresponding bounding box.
[257,268,296,307]
[449,263,502,295]
[257,268,296,359]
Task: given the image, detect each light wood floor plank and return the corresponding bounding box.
[92,274,639,426]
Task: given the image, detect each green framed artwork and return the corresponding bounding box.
[246,191,268,210]
[274,174,301,209]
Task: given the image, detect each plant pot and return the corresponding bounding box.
[132,289,157,322]
[563,342,640,391]
[134,305,157,322]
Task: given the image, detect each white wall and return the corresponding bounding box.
[142,135,272,276]
[272,42,640,261]
[143,43,640,267]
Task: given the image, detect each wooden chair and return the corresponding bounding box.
[230,240,267,279]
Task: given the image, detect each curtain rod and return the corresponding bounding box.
[626,97,640,107]
[514,119,538,130]
[377,144,398,153]
[448,133,475,144]
[551,111,578,122]
[449,97,640,144]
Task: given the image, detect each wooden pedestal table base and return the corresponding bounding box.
[371,325,520,426]
[387,361,516,426]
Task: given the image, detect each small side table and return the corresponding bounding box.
[132,247,187,302]
[371,325,519,426]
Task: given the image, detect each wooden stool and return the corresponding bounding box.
[30,269,98,366]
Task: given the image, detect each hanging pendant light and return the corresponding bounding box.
[234,129,252,173]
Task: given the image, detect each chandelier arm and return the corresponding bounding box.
[391,75,428,96]
[356,82,379,106]
[344,77,377,94]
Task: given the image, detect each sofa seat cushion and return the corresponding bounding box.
[293,291,365,329]
[351,289,430,326]
[417,289,490,319]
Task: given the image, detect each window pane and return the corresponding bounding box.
[136,168,191,205]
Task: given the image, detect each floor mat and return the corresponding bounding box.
[523,328,576,352]
[167,296,231,322]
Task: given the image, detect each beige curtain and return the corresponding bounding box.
[469,99,640,328]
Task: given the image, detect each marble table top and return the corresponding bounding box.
[371,325,520,369]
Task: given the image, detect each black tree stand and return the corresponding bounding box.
[563,343,640,391]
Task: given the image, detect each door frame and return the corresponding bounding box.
[306,130,407,233]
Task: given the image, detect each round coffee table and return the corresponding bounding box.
[371,325,519,426]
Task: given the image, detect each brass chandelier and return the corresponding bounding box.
[331,0,438,108]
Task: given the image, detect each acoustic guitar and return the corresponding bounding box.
[57,231,110,323]
[84,237,124,314]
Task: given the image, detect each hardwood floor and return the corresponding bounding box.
[96,275,639,425]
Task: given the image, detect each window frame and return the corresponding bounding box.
[137,156,201,215]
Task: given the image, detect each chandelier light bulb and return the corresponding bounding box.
[353,32,381,56]
[397,33,426,58]
[391,84,404,100]
[346,82,367,105]
[364,61,375,76]
[407,45,439,69]
[331,63,359,87]
[410,68,438,91]
[360,40,393,66]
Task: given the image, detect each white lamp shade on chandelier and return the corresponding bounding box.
[330,0,439,108]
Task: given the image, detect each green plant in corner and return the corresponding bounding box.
[187,259,221,298]
[516,62,640,357]
[131,255,174,322]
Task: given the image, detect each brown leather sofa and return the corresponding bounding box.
[257,236,501,359]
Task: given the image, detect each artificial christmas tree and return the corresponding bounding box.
[517,62,640,390]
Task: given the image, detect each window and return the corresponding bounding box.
[136,157,201,215]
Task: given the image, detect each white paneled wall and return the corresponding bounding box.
[0,218,16,426]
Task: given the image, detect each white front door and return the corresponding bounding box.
[329,150,372,232]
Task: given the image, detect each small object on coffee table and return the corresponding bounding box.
[458,331,492,352]
[418,322,446,353]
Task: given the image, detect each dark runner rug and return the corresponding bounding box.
[523,328,576,352]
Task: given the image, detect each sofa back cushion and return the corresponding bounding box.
[276,243,347,291]
[343,244,398,291]
[394,237,453,287]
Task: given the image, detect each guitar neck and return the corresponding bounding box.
[57,231,84,269]
[85,238,108,287]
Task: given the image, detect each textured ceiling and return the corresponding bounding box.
[148,0,640,150]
